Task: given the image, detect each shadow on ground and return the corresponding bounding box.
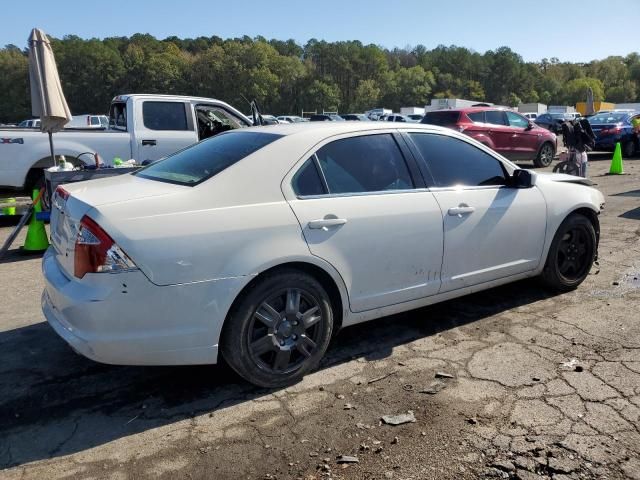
[0,278,556,469]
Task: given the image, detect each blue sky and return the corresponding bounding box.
[3,0,638,62]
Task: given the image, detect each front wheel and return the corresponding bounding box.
[534,142,555,168]
[541,213,596,291]
[221,270,334,388]
[622,140,636,158]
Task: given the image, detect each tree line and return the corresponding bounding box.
[1,33,639,123]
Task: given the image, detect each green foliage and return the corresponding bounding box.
[561,78,605,105]
[0,34,638,123]
[0,47,29,122]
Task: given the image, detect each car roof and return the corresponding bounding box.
[426,107,509,114]
[240,120,452,139]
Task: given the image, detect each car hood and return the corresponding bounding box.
[535,172,594,187]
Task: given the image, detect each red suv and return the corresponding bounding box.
[422,107,557,167]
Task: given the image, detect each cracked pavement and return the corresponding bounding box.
[1,153,639,480]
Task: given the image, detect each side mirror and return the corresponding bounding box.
[509,169,535,188]
[525,121,534,130]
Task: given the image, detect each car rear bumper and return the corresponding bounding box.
[41,247,248,365]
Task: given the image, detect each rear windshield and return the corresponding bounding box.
[135,131,282,186]
[588,113,628,124]
[421,111,461,126]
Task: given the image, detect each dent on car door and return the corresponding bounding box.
[285,133,444,312]
[406,132,547,292]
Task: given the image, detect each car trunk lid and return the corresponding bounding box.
[49,175,186,278]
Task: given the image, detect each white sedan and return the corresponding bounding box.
[42,122,604,387]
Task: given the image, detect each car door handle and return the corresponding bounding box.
[141,139,157,146]
[448,205,475,217]
[308,217,348,230]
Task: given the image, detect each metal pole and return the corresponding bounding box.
[48,131,55,167]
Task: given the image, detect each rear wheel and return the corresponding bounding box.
[534,142,555,168]
[221,270,334,388]
[541,213,596,291]
[623,140,636,158]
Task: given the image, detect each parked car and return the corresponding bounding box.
[534,112,575,134]
[522,113,538,120]
[277,115,305,123]
[340,114,369,121]
[422,107,557,167]
[18,119,41,128]
[309,114,345,121]
[66,114,109,129]
[255,115,280,125]
[365,108,392,120]
[43,122,603,388]
[588,111,640,157]
[386,114,409,123]
[0,94,252,191]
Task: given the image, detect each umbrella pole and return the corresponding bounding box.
[48,131,55,167]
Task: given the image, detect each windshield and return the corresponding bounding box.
[588,113,629,124]
[421,111,460,126]
[135,131,283,186]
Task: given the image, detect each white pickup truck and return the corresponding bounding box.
[0,94,252,190]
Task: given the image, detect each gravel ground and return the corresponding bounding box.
[1,153,639,480]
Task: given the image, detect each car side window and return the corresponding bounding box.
[315,134,414,194]
[292,158,327,196]
[485,110,508,126]
[506,111,530,128]
[409,133,507,188]
[142,101,189,131]
[467,111,485,123]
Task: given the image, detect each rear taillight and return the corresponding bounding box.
[55,186,70,201]
[74,216,137,278]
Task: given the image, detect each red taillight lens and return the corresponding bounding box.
[74,216,136,278]
[74,216,114,278]
[55,186,70,201]
[601,127,622,135]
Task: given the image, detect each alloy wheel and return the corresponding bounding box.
[556,226,592,282]
[247,288,324,374]
[539,144,554,166]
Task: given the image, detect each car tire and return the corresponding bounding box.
[220,269,334,388]
[540,213,596,292]
[534,142,555,168]
[622,140,636,158]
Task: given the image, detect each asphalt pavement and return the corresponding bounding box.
[1,152,639,480]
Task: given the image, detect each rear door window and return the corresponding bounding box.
[142,101,189,131]
[315,134,414,194]
[292,158,327,196]
[467,111,485,123]
[409,133,506,188]
[485,110,508,126]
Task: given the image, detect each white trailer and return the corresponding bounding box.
[400,107,425,116]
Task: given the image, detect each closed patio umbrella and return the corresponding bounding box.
[585,87,595,116]
[28,28,72,167]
